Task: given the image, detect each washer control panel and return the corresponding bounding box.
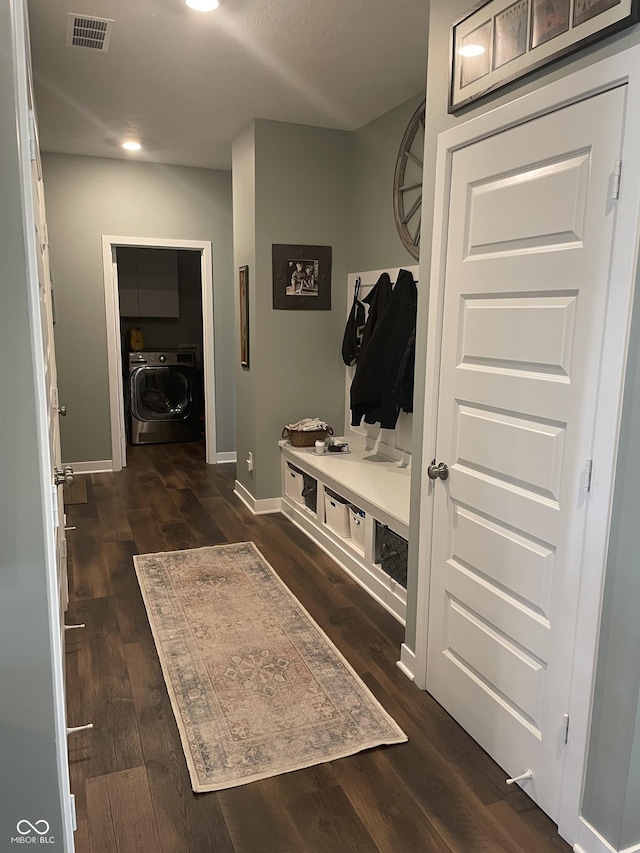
[128,350,195,368]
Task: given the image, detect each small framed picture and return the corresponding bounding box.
[494,1,528,69]
[239,265,249,368]
[530,0,570,48]
[272,244,332,310]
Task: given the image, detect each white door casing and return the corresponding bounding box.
[415,47,640,846]
[16,0,75,846]
[102,235,217,470]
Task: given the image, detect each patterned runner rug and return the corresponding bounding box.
[134,542,407,792]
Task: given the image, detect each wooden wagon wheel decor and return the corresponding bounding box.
[393,100,425,261]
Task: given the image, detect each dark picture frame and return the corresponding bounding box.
[450,0,640,112]
[272,244,332,311]
[239,265,249,368]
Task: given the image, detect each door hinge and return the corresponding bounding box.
[612,160,622,200]
[28,109,37,161]
[51,485,59,528]
[42,221,49,249]
[70,793,77,832]
[584,459,593,493]
[563,713,570,745]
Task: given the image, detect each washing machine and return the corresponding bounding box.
[128,350,199,444]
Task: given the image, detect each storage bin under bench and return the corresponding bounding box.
[279,440,410,623]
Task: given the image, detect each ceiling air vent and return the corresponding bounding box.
[66,14,114,52]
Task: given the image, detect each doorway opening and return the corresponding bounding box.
[102,236,216,470]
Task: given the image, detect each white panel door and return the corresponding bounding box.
[28,77,68,627]
[426,86,625,821]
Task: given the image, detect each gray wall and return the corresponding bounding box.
[233,119,352,500]
[232,123,258,494]
[1,0,66,847]
[582,264,640,849]
[349,93,424,272]
[409,2,640,849]
[41,153,235,462]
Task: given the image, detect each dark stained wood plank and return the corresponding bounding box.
[170,487,227,545]
[331,749,453,853]
[199,494,260,544]
[72,818,89,853]
[143,449,192,491]
[124,641,235,853]
[144,476,184,524]
[66,527,112,600]
[160,519,200,552]
[85,775,117,853]
[217,784,307,853]
[127,506,169,554]
[85,476,135,542]
[68,596,145,777]
[258,762,339,801]
[90,767,162,853]
[487,797,572,853]
[107,539,151,644]
[284,784,380,853]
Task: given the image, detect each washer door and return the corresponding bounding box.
[130,366,193,421]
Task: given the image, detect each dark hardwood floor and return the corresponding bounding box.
[64,441,571,853]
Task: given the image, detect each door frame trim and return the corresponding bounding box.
[414,45,640,845]
[101,235,216,469]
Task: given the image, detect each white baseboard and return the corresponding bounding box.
[574,817,631,853]
[234,480,281,515]
[65,460,113,474]
[396,643,416,681]
[216,451,237,464]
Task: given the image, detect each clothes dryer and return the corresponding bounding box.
[128,350,199,444]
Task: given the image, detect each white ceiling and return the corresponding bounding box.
[27,0,429,171]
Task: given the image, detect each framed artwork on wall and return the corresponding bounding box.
[272,244,332,310]
[449,0,640,112]
[239,265,249,368]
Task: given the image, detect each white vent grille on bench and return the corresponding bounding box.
[66,14,114,52]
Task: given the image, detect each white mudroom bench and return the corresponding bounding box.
[279,439,410,624]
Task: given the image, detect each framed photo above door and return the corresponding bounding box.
[449,0,640,111]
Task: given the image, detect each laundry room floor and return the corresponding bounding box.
[63,441,571,853]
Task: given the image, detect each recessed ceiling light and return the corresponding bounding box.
[458,44,486,57]
[122,141,142,151]
[186,0,220,10]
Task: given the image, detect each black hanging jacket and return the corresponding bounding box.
[349,269,417,429]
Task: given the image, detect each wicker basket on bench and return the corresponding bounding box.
[282,425,333,447]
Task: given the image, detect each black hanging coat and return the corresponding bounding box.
[349,269,417,429]
[360,272,392,350]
